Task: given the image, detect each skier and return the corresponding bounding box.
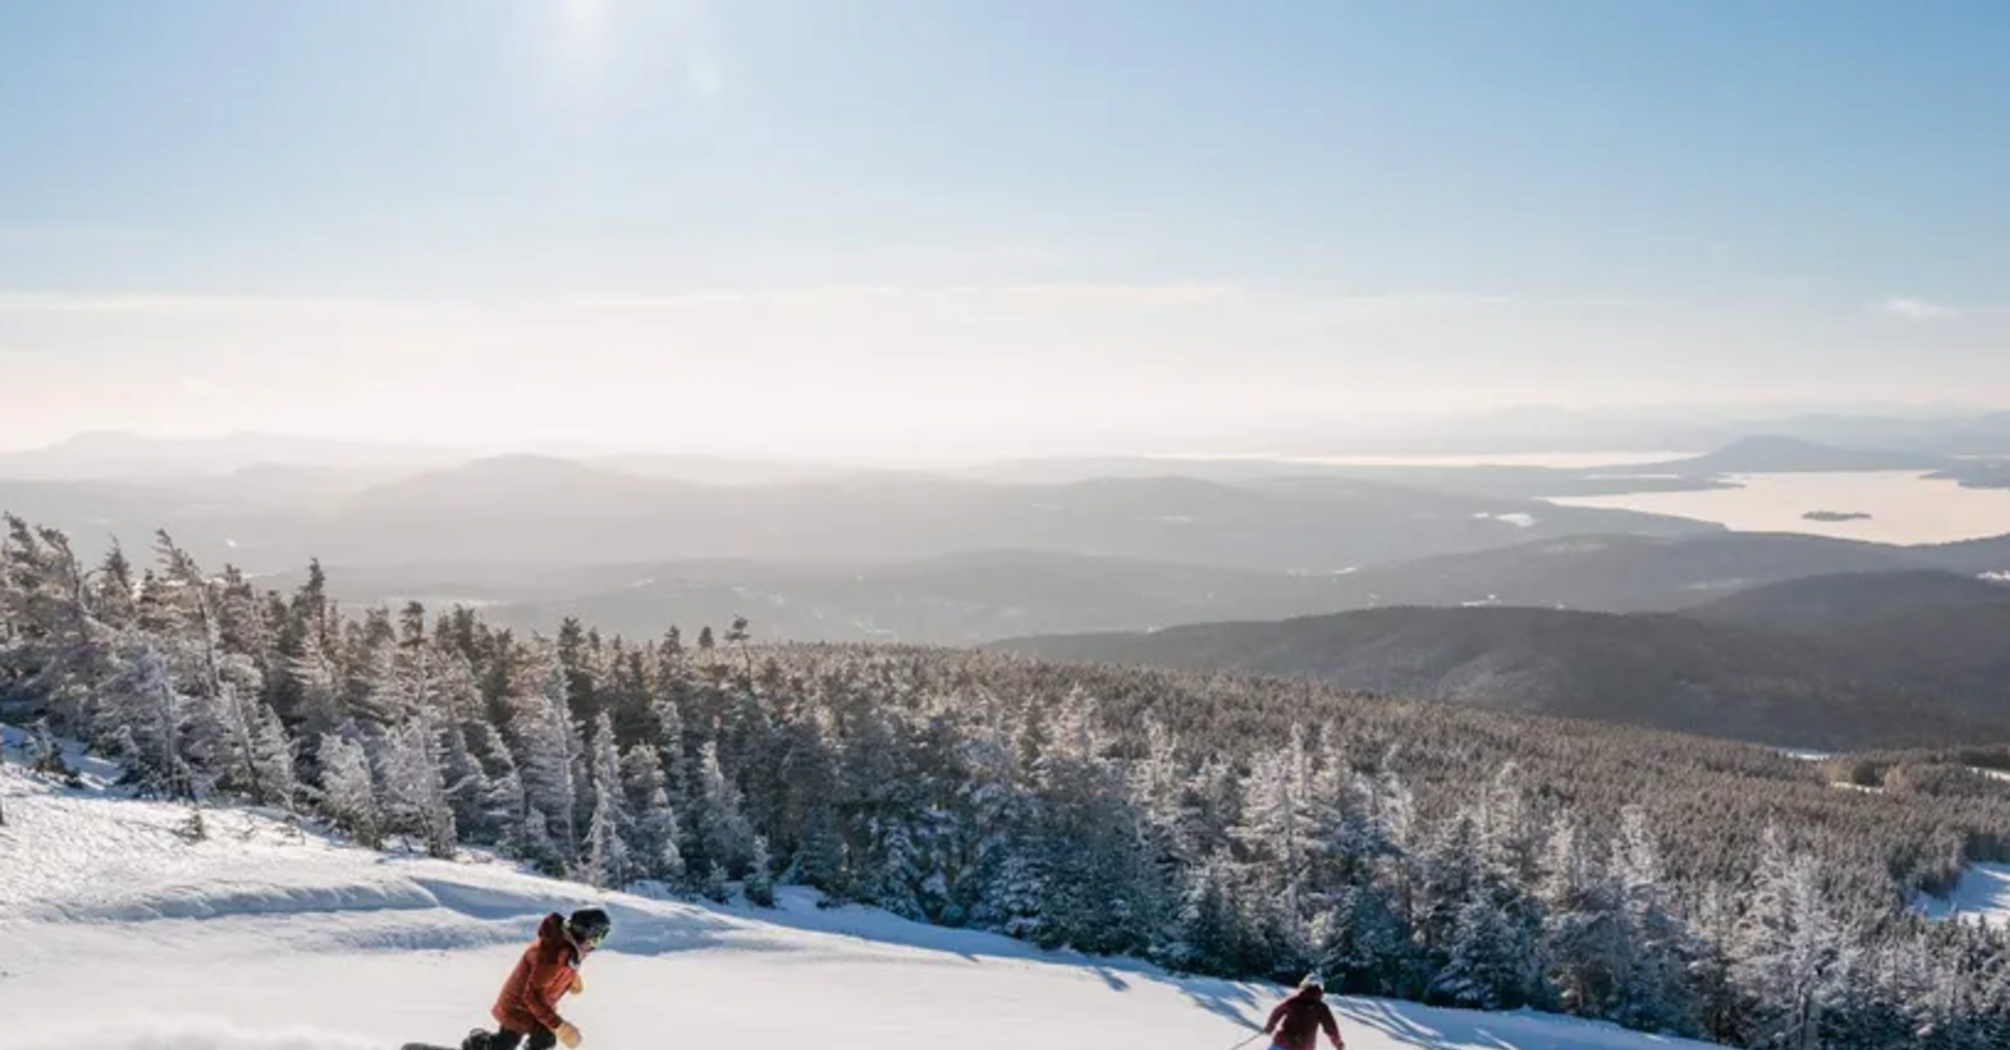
[1262,973,1345,1050]
[461,907,612,1050]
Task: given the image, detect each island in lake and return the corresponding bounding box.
[1803,510,1873,523]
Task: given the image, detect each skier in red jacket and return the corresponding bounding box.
[1264,973,1345,1050]
[463,908,612,1050]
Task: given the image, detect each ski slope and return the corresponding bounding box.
[0,759,1723,1050]
[1917,863,2010,926]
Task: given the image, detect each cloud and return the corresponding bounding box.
[178,375,231,402]
[0,226,164,247]
[687,55,723,96]
[561,283,1245,311]
[0,292,399,316]
[1874,296,1960,321]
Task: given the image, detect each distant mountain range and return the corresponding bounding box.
[0,430,462,481]
[1,453,1717,573]
[1238,406,2010,459]
[16,430,2010,655]
[1636,434,1956,474]
[992,570,2010,749]
[966,435,1972,497]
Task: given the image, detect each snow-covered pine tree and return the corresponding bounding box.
[1536,811,1626,1018]
[861,815,925,918]
[1232,724,1322,957]
[1433,874,1540,1010]
[318,733,381,849]
[692,739,754,879]
[286,619,344,745]
[0,516,109,733]
[745,834,776,906]
[701,859,730,903]
[584,774,630,889]
[1732,825,1855,1050]
[99,638,193,798]
[620,743,685,885]
[582,712,632,888]
[507,654,582,868]
[1607,805,1697,1035]
[1418,788,1543,1010]
[90,541,138,633]
[153,532,274,804]
[1417,802,1481,960]
[375,715,457,857]
[249,701,300,813]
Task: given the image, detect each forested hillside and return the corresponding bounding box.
[997,599,2010,749]
[3,513,2007,1049]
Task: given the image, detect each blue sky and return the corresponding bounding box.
[1,1,2006,457]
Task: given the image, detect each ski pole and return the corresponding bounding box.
[1221,1031,1266,1050]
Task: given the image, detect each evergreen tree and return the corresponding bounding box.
[510,655,581,866]
[318,733,381,849]
[375,716,457,857]
[1608,805,1696,1034]
[1733,827,1854,1050]
[692,740,754,878]
[621,744,686,885]
[249,701,300,812]
[745,834,776,907]
[1536,813,1626,1018]
[582,712,632,888]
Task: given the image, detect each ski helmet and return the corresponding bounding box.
[1300,973,1324,992]
[567,907,612,948]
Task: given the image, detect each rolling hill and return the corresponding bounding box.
[1687,569,2010,629]
[285,533,2008,646]
[994,585,2010,749]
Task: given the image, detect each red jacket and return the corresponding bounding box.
[493,913,580,1034]
[1265,987,1341,1050]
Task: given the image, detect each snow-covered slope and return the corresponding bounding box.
[0,763,1723,1050]
[1918,863,2010,926]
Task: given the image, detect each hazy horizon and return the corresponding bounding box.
[6,2,2008,461]
[0,400,1999,469]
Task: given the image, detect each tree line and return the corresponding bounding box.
[1,514,2007,1049]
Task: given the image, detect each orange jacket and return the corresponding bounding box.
[493,913,580,1034]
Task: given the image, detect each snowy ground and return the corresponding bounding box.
[0,759,1722,1050]
[1917,864,2010,927]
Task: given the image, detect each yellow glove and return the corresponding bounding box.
[556,1022,582,1048]
[571,971,585,995]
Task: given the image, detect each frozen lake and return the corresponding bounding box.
[1549,471,2010,545]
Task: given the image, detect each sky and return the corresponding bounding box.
[1,0,2006,459]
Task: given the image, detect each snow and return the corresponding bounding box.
[1968,766,2010,784]
[1916,864,2010,926]
[0,766,1724,1050]
[1776,748,1832,762]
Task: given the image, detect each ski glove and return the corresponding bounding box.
[571,972,585,995]
[556,1022,582,1049]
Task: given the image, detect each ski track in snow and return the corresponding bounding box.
[0,765,1724,1050]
